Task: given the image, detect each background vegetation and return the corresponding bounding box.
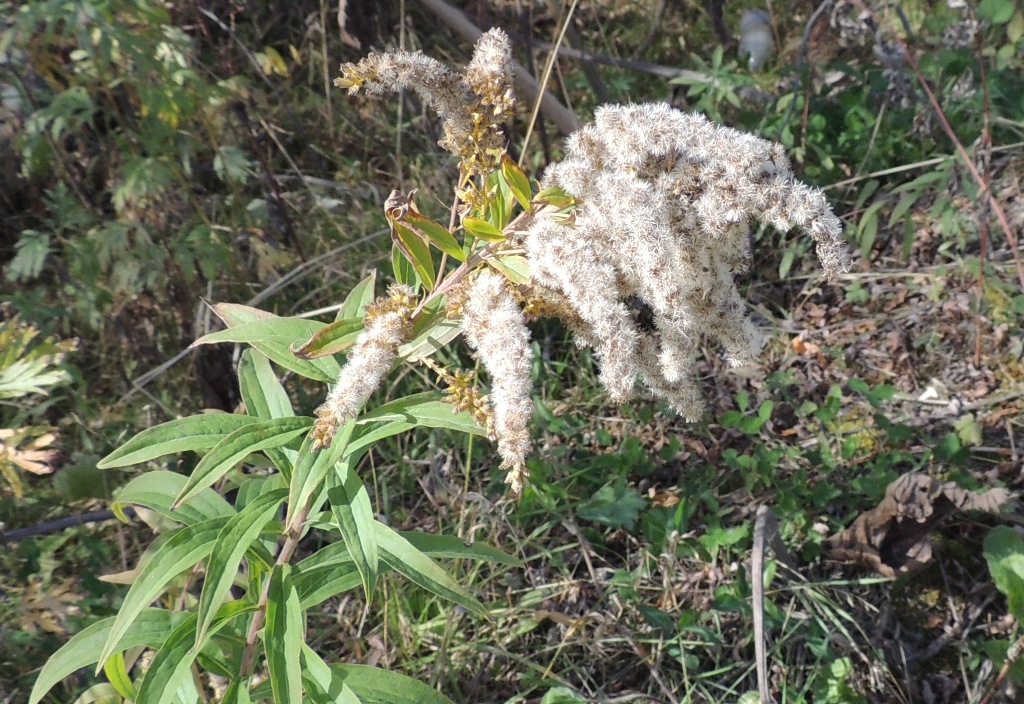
[1,0,1023,701]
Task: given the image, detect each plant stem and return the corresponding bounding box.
[238,507,308,679]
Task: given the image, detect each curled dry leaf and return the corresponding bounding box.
[826,472,1015,577]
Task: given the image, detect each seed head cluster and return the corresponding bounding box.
[330,38,847,494]
[335,28,514,180]
[459,271,534,495]
[312,284,416,449]
[523,103,848,420]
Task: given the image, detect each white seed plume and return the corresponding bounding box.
[313,285,415,448]
[525,102,848,419]
[459,271,534,495]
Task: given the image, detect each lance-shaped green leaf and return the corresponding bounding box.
[97,517,230,672]
[196,489,287,646]
[397,312,461,363]
[173,417,312,509]
[30,609,188,704]
[238,350,297,477]
[392,222,436,290]
[400,532,520,566]
[534,185,576,207]
[192,318,325,348]
[462,216,505,242]
[98,414,260,469]
[375,523,484,615]
[391,242,418,288]
[204,304,340,382]
[301,645,361,704]
[296,563,362,609]
[238,350,293,420]
[101,652,135,700]
[291,318,363,359]
[405,211,465,262]
[328,663,457,704]
[486,169,512,229]
[112,470,234,525]
[486,254,531,285]
[286,421,354,530]
[136,601,254,704]
[326,459,378,601]
[265,564,304,704]
[337,270,376,320]
[222,680,253,704]
[345,392,485,459]
[500,155,533,211]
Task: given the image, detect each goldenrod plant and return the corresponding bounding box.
[32,29,846,703]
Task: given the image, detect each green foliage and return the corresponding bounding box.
[0,314,76,497]
[32,334,514,702]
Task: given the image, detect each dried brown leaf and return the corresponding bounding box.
[826,472,1014,577]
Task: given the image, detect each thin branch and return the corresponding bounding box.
[414,0,580,136]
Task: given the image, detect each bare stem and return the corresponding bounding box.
[238,508,309,679]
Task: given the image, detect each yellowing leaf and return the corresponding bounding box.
[258,47,289,76]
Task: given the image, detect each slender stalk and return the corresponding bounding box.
[901,45,1024,291]
[238,507,309,679]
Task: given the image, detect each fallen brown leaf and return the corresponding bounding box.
[826,472,1014,577]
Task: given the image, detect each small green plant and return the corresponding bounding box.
[0,314,75,498]
[32,28,847,703]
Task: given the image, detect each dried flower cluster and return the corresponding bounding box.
[329,36,847,494]
[458,271,534,495]
[522,103,848,420]
[335,28,514,182]
[312,284,416,448]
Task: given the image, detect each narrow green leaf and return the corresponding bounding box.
[338,271,377,320]
[30,609,187,704]
[391,242,417,288]
[486,254,531,285]
[194,315,340,382]
[500,155,533,211]
[112,470,234,525]
[393,222,436,290]
[291,318,364,359]
[857,200,885,258]
[399,532,521,566]
[397,315,461,363]
[296,563,362,609]
[301,645,362,704]
[101,653,135,700]
[250,340,339,383]
[223,680,253,704]
[405,212,466,262]
[238,350,293,420]
[534,185,575,207]
[137,602,254,704]
[237,351,297,477]
[97,517,229,672]
[265,565,304,704]
[196,489,287,646]
[192,318,325,349]
[98,414,260,469]
[326,460,378,601]
[346,392,485,459]
[296,541,352,572]
[328,663,456,704]
[462,216,505,242]
[375,523,485,615]
[487,169,511,229]
[286,421,354,530]
[173,417,312,509]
